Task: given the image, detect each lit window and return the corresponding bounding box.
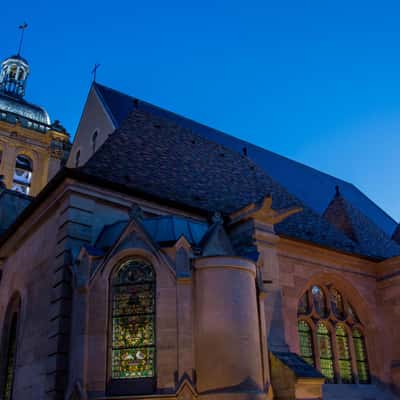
[111,259,156,380]
[336,325,353,383]
[353,328,370,383]
[12,155,32,195]
[297,284,370,384]
[317,322,335,382]
[297,320,314,366]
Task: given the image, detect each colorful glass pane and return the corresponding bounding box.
[298,320,314,366]
[3,313,18,400]
[317,323,335,382]
[312,286,327,317]
[331,288,346,319]
[336,325,353,383]
[298,291,310,315]
[111,259,156,380]
[353,328,370,383]
[348,303,360,322]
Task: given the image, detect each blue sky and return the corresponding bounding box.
[2,1,400,221]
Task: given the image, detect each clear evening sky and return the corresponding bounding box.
[2,1,400,221]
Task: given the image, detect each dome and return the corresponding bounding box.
[4,54,29,65]
[0,92,50,125]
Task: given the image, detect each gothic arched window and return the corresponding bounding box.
[297,284,370,384]
[297,320,314,366]
[110,259,156,384]
[352,328,370,383]
[1,296,21,400]
[317,322,335,383]
[311,285,327,317]
[2,313,18,400]
[12,154,32,195]
[336,325,353,383]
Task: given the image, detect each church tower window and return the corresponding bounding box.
[12,154,32,194]
[109,258,156,394]
[297,284,370,384]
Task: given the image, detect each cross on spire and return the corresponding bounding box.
[17,23,28,56]
[92,63,101,82]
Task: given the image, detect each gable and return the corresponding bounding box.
[67,85,115,168]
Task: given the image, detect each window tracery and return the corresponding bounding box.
[111,258,156,380]
[297,284,370,384]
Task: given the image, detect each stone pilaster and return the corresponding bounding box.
[46,194,93,400]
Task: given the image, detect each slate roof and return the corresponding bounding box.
[323,191,400,259]
[392,224,400,245]
[94,83,397,237]
[95,216,209,252]
[80,107,372,257]
[272,352,324,379]
[0,189,31,235]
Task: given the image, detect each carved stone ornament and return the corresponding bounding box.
[229,196,302,226]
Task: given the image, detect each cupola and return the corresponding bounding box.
[0,54,30,98]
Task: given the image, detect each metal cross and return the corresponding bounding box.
[17,23,28,55]
[92,63,101,82]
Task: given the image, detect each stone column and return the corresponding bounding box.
[194,256,266,400]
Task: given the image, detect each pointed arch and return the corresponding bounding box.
[108,258,156,395]
[0,294,21,400]
[296,278,372,384]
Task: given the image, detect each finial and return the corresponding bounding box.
[335,185,340,197]
[91,63,101,82]
[17,23,28,56]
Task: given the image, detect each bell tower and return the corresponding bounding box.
[0,25,71,196]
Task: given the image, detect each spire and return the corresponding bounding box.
[17,23,28,56]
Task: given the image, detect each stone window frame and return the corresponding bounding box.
[12,153,33,195]
[0,294,21,400]
[297,284,370,384]
[106,257,157,397]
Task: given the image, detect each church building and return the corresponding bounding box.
[0,50,399,400]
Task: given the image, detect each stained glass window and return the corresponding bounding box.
[298,291,310,315]
[336,325,353,383]
[352,328,370,383]
[331,288,345,319]
[317,322,335,382]
[298,320,314,366]
[348,303,360,322]
[111,259,156,380]
[312,286,327,317]
[3,313,18,400]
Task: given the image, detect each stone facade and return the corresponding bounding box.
[0,80,399,400]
